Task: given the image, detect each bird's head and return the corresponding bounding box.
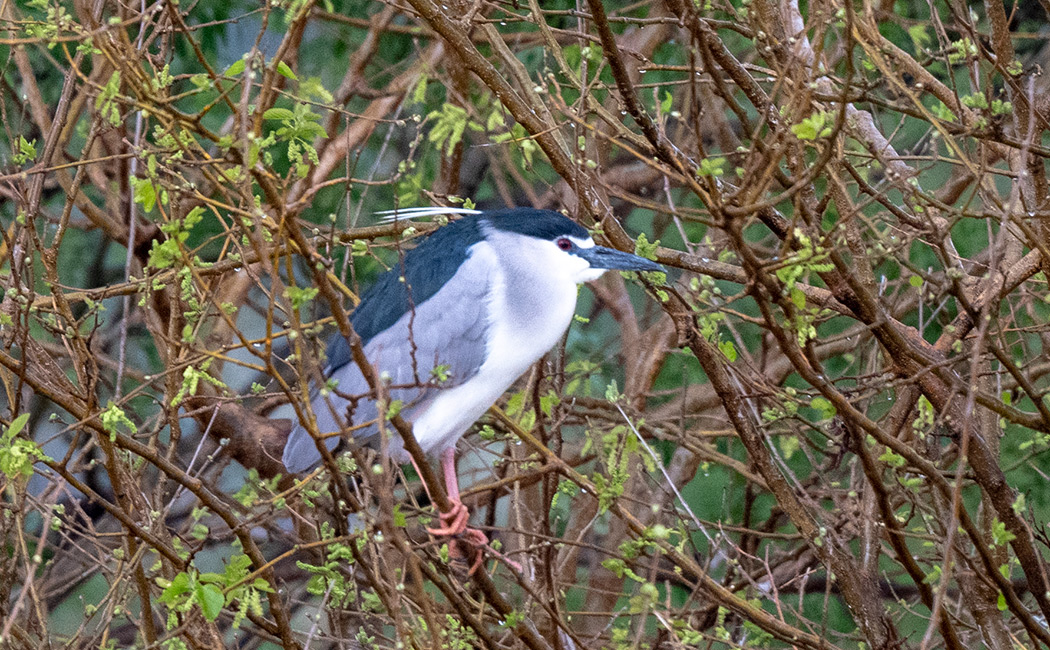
[548,231,665,283]
[478,208,665,284]
[380,206,664,285]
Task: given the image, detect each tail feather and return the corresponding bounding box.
[282,424,338,473]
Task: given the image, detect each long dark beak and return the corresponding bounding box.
[576,246,664,272]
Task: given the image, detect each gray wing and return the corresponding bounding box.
[282,252,492,473]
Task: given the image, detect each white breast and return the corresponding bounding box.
[410,236,585,453]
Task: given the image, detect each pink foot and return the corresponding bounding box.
[449,528,489,575]
[426,499,470,536]
[426,500,520,574]
[421,449,523,574]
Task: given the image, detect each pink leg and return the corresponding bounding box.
[415,449,520,574]
[426,448,472,537]
[441,447,460,501]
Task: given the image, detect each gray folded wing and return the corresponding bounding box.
[281,251,493,473]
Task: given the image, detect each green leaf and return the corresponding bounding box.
[879,448,906,468]
[486,107,505,131]
[411,74,428,104]
[130,176,156,213]
[961,93,988,110]
[12,137,36,165]
[810,397,836,420]
[990,518,1016,546]
[101,402,138,440]
[160,572,190,601]
[148,239,179,269]
[300,77,334,103]
[908,25,930,51]
[430,364,451,382]
[0,413,51,481]
[427,103,471,155]
[7,413,29,439]
[1012,493,1026,515]
[539,390,559,416]
[633,232,660,261]
[923,565,942,584]
[718,339,737,362]
[284,285,319,310]
[697,156,725,177]
[95,71,123,126]
[275,60,298,80]
[263,107,295,121]
[947,38,976,65]
[253,577,275,594]
[171,360,227,407]
[224,59,246,76]
[932,101,956,122]
[791,111,832,141]
[297,121,328,139]
[196,583,225,621]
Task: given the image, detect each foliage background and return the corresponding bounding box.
[3,0,1050,648]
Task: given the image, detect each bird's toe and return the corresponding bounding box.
[426,499,470,537]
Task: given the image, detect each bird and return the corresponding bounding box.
[282,207,663,561]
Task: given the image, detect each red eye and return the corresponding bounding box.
[556,237,573,251]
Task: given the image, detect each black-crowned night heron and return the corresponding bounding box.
[282,207,663,562]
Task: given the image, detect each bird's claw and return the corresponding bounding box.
[426,500,470,537]
[450,528,489,575]
[427,499,521,574]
